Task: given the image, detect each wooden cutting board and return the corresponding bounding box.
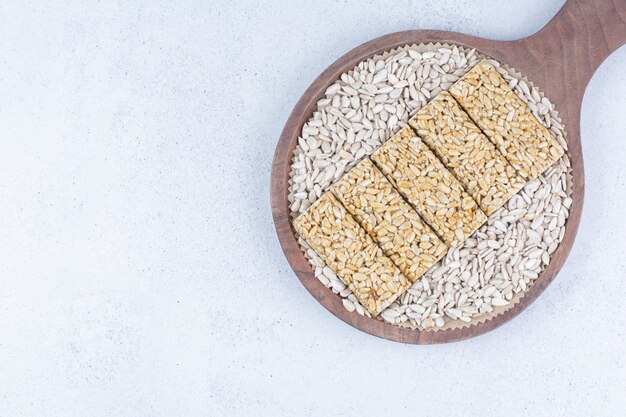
[271,0,626,343]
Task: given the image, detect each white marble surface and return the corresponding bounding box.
[1,1,625,416]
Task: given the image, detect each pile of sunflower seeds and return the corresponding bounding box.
[288,43,572,330]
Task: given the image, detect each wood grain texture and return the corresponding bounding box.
[270,0,626,344]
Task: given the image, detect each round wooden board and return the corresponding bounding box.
[271,0,626,343]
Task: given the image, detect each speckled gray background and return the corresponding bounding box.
[0,1,625,416]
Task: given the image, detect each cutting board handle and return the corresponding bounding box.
[521,0,626,100]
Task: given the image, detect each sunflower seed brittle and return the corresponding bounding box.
[333,158,447,283]
[409,91,526,215]
[293,192,411,316]
[371,126,487,247]
[449,59,564,180]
